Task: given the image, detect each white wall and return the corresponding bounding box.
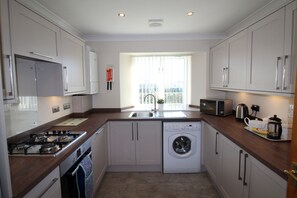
[87,39,222,108]
[5,96,72,137]
[120,54,133,108]
[190,52,226,105]
[227,92,294,123]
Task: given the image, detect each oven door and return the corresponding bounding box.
[61,148,93,198]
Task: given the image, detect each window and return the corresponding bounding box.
[131,55,190,109]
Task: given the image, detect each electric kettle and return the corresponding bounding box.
[267,115,282,139]
[235,104,249,121]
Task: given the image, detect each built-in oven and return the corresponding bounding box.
[60,138,93,198]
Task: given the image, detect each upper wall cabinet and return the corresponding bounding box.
[210,41,228,88]
[210,1,296,95]
[1,0,17,102]
[247,2,296,94]
[61,30,86,95]
[9,0,61,63]
[227,30,248,89]
[210,29,248,90]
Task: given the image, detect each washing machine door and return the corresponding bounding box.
[168,134,197,158]
[173,136,191,154]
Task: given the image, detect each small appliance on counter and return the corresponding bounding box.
[235,103,249,121]
[200,98,233,116]
[267,115,282,139]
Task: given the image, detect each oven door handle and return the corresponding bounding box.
[71,166,80,176]
[70,150,92,176]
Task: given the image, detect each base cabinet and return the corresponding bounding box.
[202,122,221,185]
[108,121,162,167]
[220,136,244,198]
[203,122,286,198]
[24,167,61,198]
[91,125,107,191]
[246,155,287,198]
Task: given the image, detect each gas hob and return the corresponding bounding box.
[8,130,87,157]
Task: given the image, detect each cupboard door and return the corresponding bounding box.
[24,167,61,198]
[91,126,107,190]
[1,0,17,101]
[227,30,248,89]
[282,1,297,93]
[61,30,86,95]
[210,41,228,88]
[220,136,244,198]
[247,8,285,92]
[10,1,60,63]
[108,122,135,165]
[202,122,221,185]
[244,155,286,198]
[135,121,161,165]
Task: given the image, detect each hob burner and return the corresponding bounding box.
[8,130,86,156]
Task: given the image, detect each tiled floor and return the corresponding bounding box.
[94,172,220,198]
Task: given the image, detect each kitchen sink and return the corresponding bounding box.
[128,111,187,118]
[129,112,154,118]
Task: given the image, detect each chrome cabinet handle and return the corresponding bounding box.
[30,51,54,60]
[238,150,243,180]
[132,123,134,141]
[215,132,219,155]
[96,127,104,135]
[243,153,248,186]
[6,55,15,97]
[225,67,229,87]
[136,123,139,141]
[39,177,59,197]
[63,66,69,92]
[275,57,281,90]
[222,68,226,87]
[282,55,289,90]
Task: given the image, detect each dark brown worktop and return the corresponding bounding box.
[9,111,291,197]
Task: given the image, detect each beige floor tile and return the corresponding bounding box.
[94,172,219,198]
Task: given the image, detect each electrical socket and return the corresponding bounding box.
[63,103,71,110]
[52,105,60,113]
[251,104,260,112]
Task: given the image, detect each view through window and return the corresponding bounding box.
[131,55,190,110]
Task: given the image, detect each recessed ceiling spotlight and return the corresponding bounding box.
[187,12,194,16]
[118,13,125,17]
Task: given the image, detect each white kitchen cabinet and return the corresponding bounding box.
[220,135,246,198]
[202,122,221,185]
[210,30,248,90]
[9,0,61,63]
[85,46,99,94]
[61,30,86,95]
[226,29,248,89]
[210,41,228,88]
[247,2,296,94]
[245,154,287,198]
[108,121,162,166]
[221,136,286,198]
[24,167,61,198]
[109,121,135,165]
[91,125,107,191]
[1,0,17,102]
[203,122,287,198]
[135,122,162,165]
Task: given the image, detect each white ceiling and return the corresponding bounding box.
[34,0,273,39]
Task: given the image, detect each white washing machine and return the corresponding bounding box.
[163,122,201,173]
